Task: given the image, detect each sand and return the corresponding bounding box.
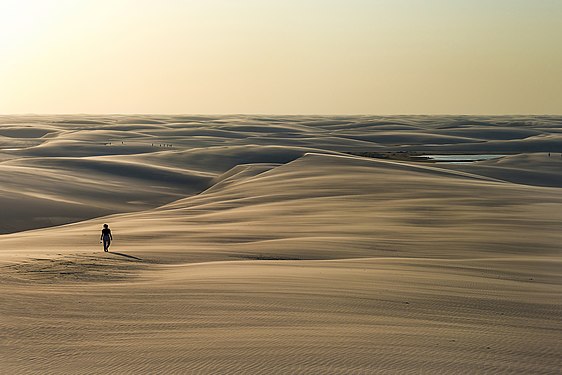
[0,115,561,374]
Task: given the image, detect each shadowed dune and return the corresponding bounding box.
[440,153,562,188]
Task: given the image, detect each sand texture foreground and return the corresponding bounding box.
[0,115,561,374]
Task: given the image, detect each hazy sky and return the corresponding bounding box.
[1,0,561,114]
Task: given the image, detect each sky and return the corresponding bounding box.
[0,0,561,115]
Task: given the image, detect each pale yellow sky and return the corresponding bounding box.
[1,0,561,114]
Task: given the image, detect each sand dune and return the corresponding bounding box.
[3,257,560,374]
[0,156,213,234]
[440,153,562,188]
[0,115,561,374]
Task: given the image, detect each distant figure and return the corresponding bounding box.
[100,224,113,252]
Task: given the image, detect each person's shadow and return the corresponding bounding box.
[109,252,143,261]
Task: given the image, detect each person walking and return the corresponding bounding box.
[100,224,113,252]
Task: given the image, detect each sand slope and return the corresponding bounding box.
[1,115,561,374]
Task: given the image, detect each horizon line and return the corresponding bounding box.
[1,113,561,117]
